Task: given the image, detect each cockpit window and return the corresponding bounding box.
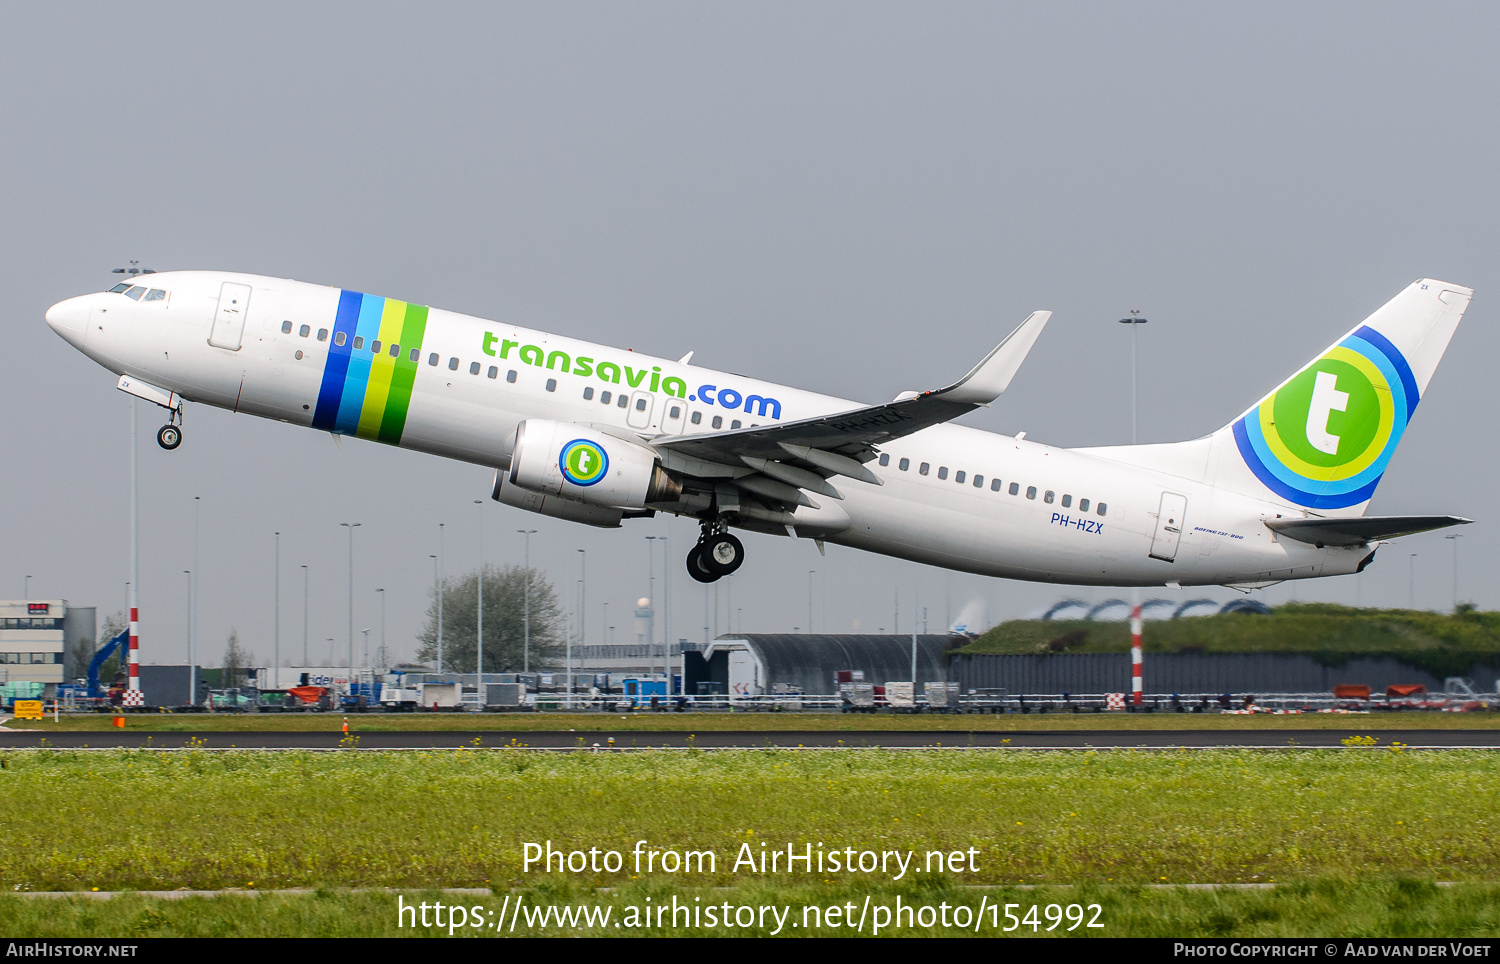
[143,289,166,302]
[108,283,132,293]
[123,286,146,301]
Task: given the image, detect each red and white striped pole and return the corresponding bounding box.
[128,400,141,696]
[1130,602,1143,706]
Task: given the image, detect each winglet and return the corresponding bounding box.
[936,310,1051,405]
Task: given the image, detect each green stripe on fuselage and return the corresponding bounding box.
[378,303,429,444]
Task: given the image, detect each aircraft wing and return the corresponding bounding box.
[1266,515,1472,547]
[653,311,1050,482]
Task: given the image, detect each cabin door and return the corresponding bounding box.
[1149,492,1188,563]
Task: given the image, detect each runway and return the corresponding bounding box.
[1,729,1498,749]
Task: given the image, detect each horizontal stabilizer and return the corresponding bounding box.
[1266,515,1471,547]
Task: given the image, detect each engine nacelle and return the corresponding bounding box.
[491,471,624,528]
[508,419,681,510]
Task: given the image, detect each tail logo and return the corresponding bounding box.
[1232,326,1418,509]
[560,439,609,487]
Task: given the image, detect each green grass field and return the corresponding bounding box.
[6,709,1498,731]
[3,747,1496,937]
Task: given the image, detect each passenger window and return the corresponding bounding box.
[371,340,381,354]
[548,379,558,392]
[469,362,480,375]
[899,458,909,471]
[318,329,329,342]
[281,321,293,334]
[691,411,702,424]
[448,357,459,370]
[879,454,890,467]
[1061,494,1072,508]
[636,398,647,411]
[109,282,132,293]
[335,332,348,347]
[973,475,983,488]
[938,467,948,480]
[353,336,364,350]
[1026,486,1037,499]
[919,462,930,476]
[1044,490,1055,504]
[955,470,966,484]
[124,286,145,300]
[991,478,1002,492]
[601,391,612,405]
[1098,503,1108,516]
[712,416,723,429]
[299,325,311,337]
[507,370,517,383]
[144,289,166,302]
[487,366,498,379]
[731,419,741,428]
[409,348,419,362]
[1009,482,1020,496]
[295,350,303,360]
[390,344,400,357]
[669,405,681,418]
[1079,498,1090,512]
[584,387,595,401]
[427,352,438,365]
[617,395,628,408]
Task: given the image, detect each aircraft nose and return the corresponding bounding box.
[45,294,91,344]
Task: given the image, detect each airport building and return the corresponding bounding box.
[0,600,95,694]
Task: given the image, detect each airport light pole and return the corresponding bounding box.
[430,554,441,670]
[273,531,280,690]
[517,528,536,673]
[1120,310,1148,705]
[24,575,31,601]
[340,523,360,694]
[1446,533,1463,612]
[191,496,200,705]
[437,522,445,673]
[574,548,586,706]
[645,536,659,675]
[1409,553,1418,610]
[376,587,385,671]
[182,571,191,676]
[474,503,484,684]
[300,565,309,666]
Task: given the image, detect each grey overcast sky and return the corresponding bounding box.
[4,3,1498,667]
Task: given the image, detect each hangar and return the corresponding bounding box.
[686,634,953,697]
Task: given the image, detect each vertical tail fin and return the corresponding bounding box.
[1222,279,1472,512]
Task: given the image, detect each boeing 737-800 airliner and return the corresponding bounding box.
[45,274,1471,588]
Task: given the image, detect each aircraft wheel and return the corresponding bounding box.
[157,424,182,450]
[702,532,745,576]
[686,545,719,583]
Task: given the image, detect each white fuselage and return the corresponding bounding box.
[46,271,1368,587]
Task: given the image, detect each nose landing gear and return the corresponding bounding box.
[686,523,744,583]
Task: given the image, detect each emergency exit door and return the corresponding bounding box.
[209,282,252,350]
[1149,492,1188,563]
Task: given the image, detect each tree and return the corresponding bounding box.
[222,630,253,687]
[415,565,562,672]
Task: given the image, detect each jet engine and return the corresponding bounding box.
[508,419,681,509]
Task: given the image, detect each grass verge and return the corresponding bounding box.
[1,748,1497,893]
[3,881,1499,937]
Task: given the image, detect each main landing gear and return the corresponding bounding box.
[156,407,184,450]
[686,523,744,583]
